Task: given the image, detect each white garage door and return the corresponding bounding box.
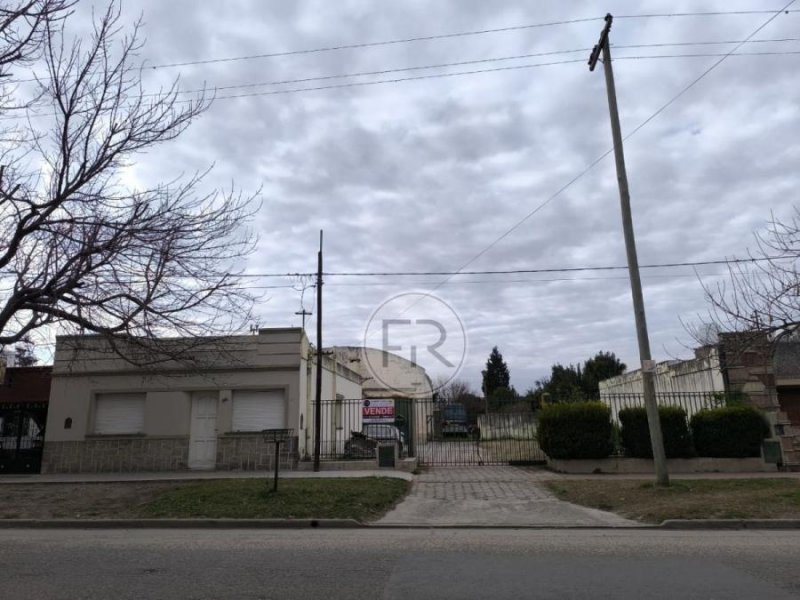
[94,393,145,434]
[232,390,285,432]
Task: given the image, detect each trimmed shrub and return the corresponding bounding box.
[690,406,770,458]
[618,406,694,459]
[537,401,613,459]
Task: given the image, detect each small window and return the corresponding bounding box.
[232,390,285,432]
[94,393,145,434]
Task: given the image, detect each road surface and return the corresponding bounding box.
[1,528,798,599]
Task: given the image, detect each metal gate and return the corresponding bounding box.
[0,402,47,474]
[414,400,546,466]
[313,398,546,466]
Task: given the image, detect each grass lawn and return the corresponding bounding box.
[138,477,410,521]
[0,477,410,522]
[545,478,800,523]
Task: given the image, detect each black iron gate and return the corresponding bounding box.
[315,398,546,466]
[414,400,546,466]
[0,402,47,474]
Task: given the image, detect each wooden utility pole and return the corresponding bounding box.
[313,231,323,472]
[589,14,669,486]
[295,308,312,329]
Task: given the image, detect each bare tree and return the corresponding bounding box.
[435,378,474,403]
[0,2,259,365]
[695,209,800,354]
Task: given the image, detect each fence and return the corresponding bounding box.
[600,391,724,425]
[311,398,545,466]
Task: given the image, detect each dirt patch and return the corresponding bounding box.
[0,482,183,519]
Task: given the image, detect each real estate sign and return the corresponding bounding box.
[362,398,395,424]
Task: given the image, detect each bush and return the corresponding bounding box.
[538,401,613,459]
[618,406,694,459]
[690,406,770,458]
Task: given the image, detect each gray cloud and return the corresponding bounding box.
[52,0,800,390]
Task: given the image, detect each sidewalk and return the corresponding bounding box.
[0,469,413,484]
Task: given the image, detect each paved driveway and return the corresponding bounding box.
[377,467,637,527]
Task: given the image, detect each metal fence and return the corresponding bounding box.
[312,398,545,466]
[600,391,724,425]
[0,402,47,474]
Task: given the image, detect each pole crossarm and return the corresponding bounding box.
[588,13,613,71]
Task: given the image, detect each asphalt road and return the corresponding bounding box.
[1,528,798,599]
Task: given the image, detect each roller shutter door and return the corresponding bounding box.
[232,390,285,432]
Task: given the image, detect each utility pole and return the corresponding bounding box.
[589,14,669,486]
[313,230,323,472]
[295,308,312,330]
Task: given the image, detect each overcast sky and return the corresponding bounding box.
[50,1,800,391]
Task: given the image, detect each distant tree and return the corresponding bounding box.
[536,364,585,402]
[530,350,625,404]
[434,378,483,424]
[581,351,626,397]
[481,346,510,398]
[14,335,37,366]
[435,378,473,405]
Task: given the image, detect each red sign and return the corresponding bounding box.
[362,399,395,423]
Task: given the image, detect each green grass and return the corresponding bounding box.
[545,478,800,523]
[138,477,410,521]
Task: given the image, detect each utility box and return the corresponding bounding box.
[377,442,397,468]
[762,440,783,465]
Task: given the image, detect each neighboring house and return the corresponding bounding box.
[42,328,361,473]
[0,366,51,474]
[599,332,800,467]
[599,345,725,397]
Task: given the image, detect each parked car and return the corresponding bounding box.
[441,403,469,436]
[344,424,406,458]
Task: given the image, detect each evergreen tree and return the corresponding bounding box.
[581,351,626,397]
[481,346,510,398]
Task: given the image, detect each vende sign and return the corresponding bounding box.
[362,399,395,423]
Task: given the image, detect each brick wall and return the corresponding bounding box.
[41,437,189,473]
[41,434,299,473]
[215,434,299,471]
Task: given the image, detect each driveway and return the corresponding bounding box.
[377,466,637,527]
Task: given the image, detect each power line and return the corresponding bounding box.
[406,2,796,299]
[212,255,783,279]
[156,40,799,98]
[145,17,603,70]
[131,10,800,70]
[4,38,798,120]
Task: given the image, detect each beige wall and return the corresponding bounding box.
[329,346,433,399]
[45,329,309,443]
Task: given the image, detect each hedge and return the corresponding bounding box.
[618,406,694,459]
[537,401,613,459]
[690,406,770,458]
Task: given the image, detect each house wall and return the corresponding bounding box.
[42,329,309,473]
[301,355,363,460]
[599,346,725,396]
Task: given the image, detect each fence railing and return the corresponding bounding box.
[600,391,724,425]
[309,398,544,465]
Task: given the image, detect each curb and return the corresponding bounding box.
[0,518,366,529]
[1,519,799,530]
[659,519,800,530]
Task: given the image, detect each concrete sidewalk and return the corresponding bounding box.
[0,469,413,484]
[377,467,637,527]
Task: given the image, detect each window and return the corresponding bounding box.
[232,390,285,432]
[94,393,145,434]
